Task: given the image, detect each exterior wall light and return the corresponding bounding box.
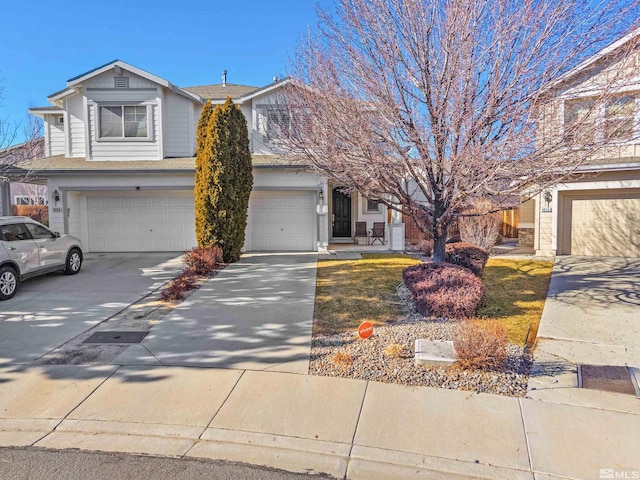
[319,188,324,202]
[52,189,60,203]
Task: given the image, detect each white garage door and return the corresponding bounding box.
[250,191,316,251]
[561,189,640,256]
[87,192,197,252]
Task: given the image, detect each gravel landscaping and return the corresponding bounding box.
[309,284,533,397]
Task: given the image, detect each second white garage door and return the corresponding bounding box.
[561,189,640,256]
[249,191,316,251]
[87,192,197,252]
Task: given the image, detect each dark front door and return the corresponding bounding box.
[332,189,351,237]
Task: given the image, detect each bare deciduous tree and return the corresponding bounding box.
[282,0,640,260]
[0,84,43,183]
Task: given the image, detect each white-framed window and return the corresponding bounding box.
[366,198,380,213]
[14,195,47,206]
[99,105,149,139]
[256,106,310,141]
[563,97,596,144]
[563,93,637,145]
[56,115,64,125]
[605,94,635,141]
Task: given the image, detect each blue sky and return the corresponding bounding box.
[0,0,319,144]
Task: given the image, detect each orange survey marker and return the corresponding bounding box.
[358,321,374,339]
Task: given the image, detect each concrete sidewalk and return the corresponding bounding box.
[0,364,638,480]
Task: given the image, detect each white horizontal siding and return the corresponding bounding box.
[88,103,161,160]
[67,95,85,157]
[87,89,157,102]
[45,116,65,156]
[164,91,193,157]
[84,70,157,89]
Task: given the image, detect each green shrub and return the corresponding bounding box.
[194,97,253,263]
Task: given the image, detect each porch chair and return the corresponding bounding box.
[370,222,385,245]
[354,221,369,245]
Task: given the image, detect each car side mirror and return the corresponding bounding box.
[54,232,61,238]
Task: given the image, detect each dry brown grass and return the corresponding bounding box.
[314,254,420,335]
[478,258,553,346]
[453,320,508,371]
[331,351,354,367]
[383,343,406,358]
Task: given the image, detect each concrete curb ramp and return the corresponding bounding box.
[0,365,639,479]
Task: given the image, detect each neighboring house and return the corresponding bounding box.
[0,138,47,215]
[26,60,393,253]
[520,34,640,257]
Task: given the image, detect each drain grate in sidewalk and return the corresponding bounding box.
[83,331,149,344]
[579,365,637,396]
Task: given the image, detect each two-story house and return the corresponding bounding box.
[26,60,390,253]
[519,33,640,257]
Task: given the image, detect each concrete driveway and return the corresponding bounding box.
[0,253,183,365]
[140,253,317,373]
[535,256,640,366]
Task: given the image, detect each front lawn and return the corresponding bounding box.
[313,254,420,334]
[477,258,553,347]
[313,254,553,346]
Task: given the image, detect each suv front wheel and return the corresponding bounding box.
[0,266,18,300]
[64,248,82,275]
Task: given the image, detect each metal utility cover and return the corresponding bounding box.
[580,365,636,396]
[84,331,149,344]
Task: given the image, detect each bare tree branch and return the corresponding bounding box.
[279,0,640,260]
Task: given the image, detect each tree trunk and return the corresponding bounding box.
[432,225,448,262]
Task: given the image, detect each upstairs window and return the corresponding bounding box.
[563,98,595,144]
[99,105,149,139]
[605,94,635,141]
[257,106,310,141]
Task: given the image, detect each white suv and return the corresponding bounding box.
[0,216,83,300]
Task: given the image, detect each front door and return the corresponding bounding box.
[332,189,351,237]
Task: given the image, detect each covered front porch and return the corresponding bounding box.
[327,185,405,248]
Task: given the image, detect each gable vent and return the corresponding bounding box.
[114,77,129,89]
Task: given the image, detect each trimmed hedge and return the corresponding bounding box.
[403,262,485,319]
[445,242,489,277]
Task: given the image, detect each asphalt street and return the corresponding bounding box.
[0,447,334,480]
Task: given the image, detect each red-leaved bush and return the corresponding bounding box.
[403,262,486,318]
[184,246,223,276]
[445,242,489,277]
[160,268,198,301]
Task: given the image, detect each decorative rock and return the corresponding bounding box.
[414,339,457,367]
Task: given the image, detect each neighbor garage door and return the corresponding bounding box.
[249,191,316,251]
[87,192,196,252]
[561,189,640,256]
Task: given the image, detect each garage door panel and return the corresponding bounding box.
[250,191,315,251]
[563,190,640,256]
[87,193,196,252]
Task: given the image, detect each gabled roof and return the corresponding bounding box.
[48,60,202,103]
[240,77,293,102]
[182,83,259,101]
[28,106,63,117]
[546,27,640,91]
